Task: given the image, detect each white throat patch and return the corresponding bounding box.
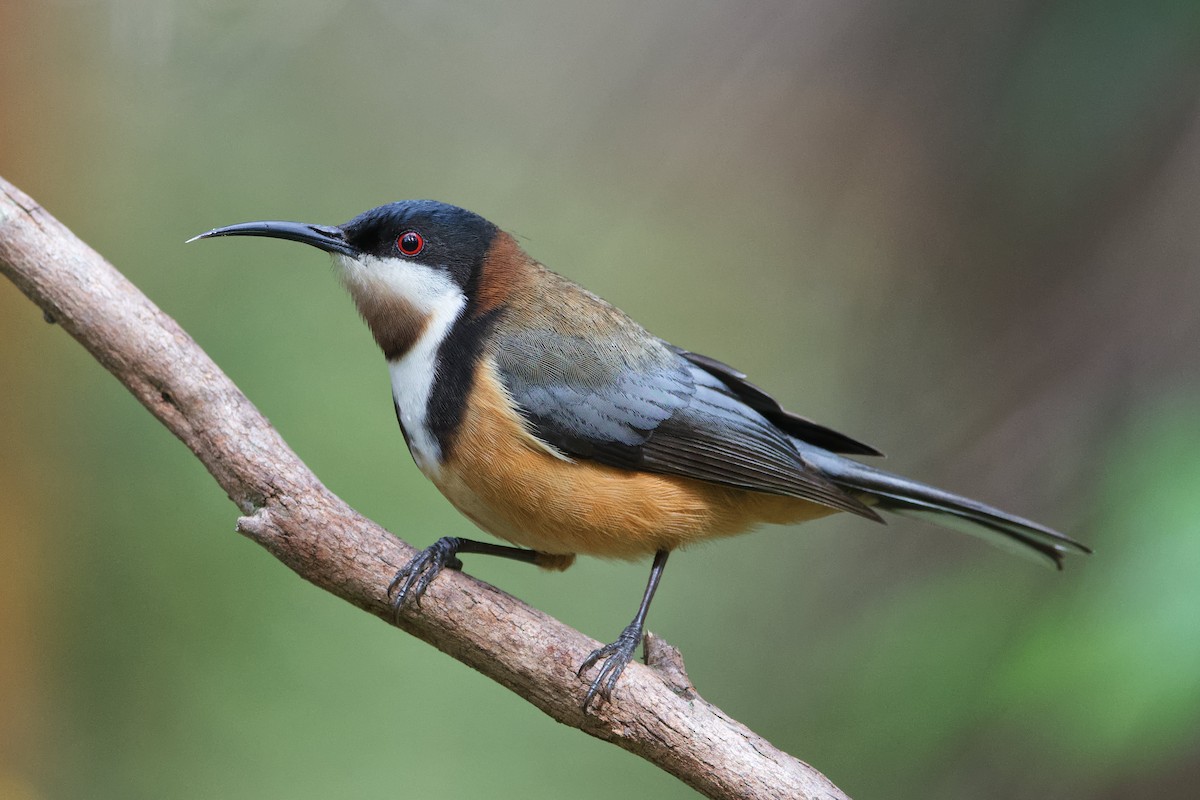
[333,253,466,475]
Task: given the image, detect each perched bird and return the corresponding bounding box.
[191,200,1090,710]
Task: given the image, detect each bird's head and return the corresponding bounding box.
[191,200,511,359]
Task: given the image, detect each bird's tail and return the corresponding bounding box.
[799,447,1091,568]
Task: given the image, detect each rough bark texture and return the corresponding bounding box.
[0,176,850,800]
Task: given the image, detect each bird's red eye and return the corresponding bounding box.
[397,231,424,256]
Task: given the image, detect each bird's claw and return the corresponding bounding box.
[578,622,644,712]
[387,536,463,620]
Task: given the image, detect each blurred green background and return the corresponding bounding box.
[3,1,1200,798]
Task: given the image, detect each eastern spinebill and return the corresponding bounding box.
[191,200,1090,710]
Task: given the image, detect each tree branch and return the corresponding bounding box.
[0,176,850,800]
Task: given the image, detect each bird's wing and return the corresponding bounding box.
[672,348,883,457]
[492,330,879,521]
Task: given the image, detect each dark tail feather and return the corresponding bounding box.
[800,448,1091,568]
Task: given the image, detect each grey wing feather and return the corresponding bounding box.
[495,330,690,466]
[640,370,877,516]
[494,330,879,521]
[674,348,884,457]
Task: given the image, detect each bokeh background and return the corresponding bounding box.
[3,1,1200,798]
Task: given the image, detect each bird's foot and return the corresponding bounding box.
[388,537,464,619]
[578,621,644,712]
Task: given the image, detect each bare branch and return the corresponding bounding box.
[0,176,850,800]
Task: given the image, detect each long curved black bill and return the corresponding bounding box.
[187,220,357,256]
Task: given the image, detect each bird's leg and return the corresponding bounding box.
[578,549,670,712]
[388,537,541,618]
